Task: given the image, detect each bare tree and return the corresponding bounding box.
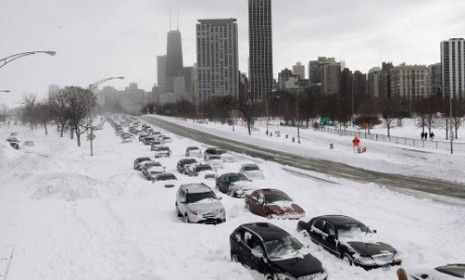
[21,94,38,130]
[49,90,70,137]
[379,97,401,138]
[35,101,53,135]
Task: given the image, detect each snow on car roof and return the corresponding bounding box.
[241,223,289,241]
[182,183,212,194]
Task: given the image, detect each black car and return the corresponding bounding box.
[216,173,252,197]
[177,158,198,174]
[133,157,151,170]
[230,223,327,280]
[203,147,219,160]
[297,215,401,270]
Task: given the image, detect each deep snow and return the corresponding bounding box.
[0,119,464,280]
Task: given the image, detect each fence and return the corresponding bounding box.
[313,126,465,153]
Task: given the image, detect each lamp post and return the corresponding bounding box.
[0,50,56,69]
[0,90,10,93]
[87,76,125,156]
[449,94,454,155]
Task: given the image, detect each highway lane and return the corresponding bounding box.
[142,115,465,200]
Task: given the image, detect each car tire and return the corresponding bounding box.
[176,205,182,217]
[184,214,190,223]
[231,253,239,263]
[342,253,353,266]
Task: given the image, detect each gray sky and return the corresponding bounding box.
[1,0,464,106]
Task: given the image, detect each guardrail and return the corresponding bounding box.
[314,126,465,152]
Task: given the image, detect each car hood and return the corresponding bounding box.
[230,181,256,191]
[272,253,325,278]
[243,170,264,179]
[347,241,397,257]
[267,201,304,214]
[187,200,223,212]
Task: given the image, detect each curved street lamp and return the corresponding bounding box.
[0,90,10,93]
[0,50,56,69]
[87,76,125,157]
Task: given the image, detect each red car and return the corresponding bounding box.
[245,189,305,219]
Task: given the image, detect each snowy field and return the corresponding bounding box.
[152,115,465,184]
[0,119,464,280]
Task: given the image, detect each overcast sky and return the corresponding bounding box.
[1,0,464,106]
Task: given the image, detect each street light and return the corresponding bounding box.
[0,90,10,93]
[87,76,125,157]
[0,50,56,69]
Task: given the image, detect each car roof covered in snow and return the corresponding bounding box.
[317,215,363,226]
[240,223,289,241]
[182,183,212,193]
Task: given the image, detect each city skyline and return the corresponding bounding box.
[1,0,465,106]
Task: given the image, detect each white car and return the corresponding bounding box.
[161,136,173,144]
[409,264,465,279]
[185,146,202,158]
[143,165,165,180]
[152,173,178,188]
[206,155,224,169]
[239,164,265,180]
[218,149,235,163]
[175,183,226,224]
[154,146,171,158]
[186,163,217,180]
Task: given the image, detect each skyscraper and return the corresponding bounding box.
[196,19,239,104]
[165,30,184,93]
[157,55,167,89]
[390,64,431,100]
[428,63,442,96]
[368,67,381,98]
[248,0,273,101]
[441,38,465,99]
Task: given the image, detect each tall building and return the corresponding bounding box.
[277,68,296,90]
[293,62,305,79]
[353,71,367,98]
[48,84,60,99]
[390,63,431,101]
[340,68,353,97]
[368,67,381,98]
[379,62,394,99]
[441,38,465,99]
[319,58,341,95]
[196,18,239,104]
[428,63,442,96]
[157,55,167,89]
[248,0,273,101]
[165,30,184,93]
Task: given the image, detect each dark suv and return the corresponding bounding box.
[297,215,401,270]
[230,223,327,280]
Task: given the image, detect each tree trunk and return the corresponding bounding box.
[60,124,64,137]
[44,122,48,135]
[387,121,391,138]
[70,127,74,139]
[445,118,449,140]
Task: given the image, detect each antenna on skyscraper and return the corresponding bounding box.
[169,5,172,30]
[176,6,179,31]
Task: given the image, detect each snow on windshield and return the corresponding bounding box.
[337,226,378,243]
[263,236,304,260]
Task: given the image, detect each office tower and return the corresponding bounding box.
[196,19,239,104]
[428,63,442,96]
[308,57,340,95]
[157,55,167,89]
[249,0,273,101]
[340,68,353,97]
[368,67,381,98]
[390,64,431,101]
[277,68,297,90]
[293,62,305,79]
[165,30,184,93]
[353,71,367,98]
[379,62,394,99]
[441,38,465,99]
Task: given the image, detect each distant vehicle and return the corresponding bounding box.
[143,166,165,180]
[177,158,198,174]
[10,142,20,150]
[203,147,219,160]
[230,223,327,280]
[6,136,18,143]
[10,132,18,137]
[150,141,163,151]
[133,157,152,170]
[185,163,216,179]
[175,183,226,224]
[216,173,255,198]
[23,140,35,147]
[141,161,164,173]
[154,146,171,158]
[122,138,132,144]
[217,149,234,163]
[144,136,156,145]
[150,171,176,185]
[239,164,265,180]
[245,189,305,219]
[297,215,401,270]
[205,154,224,169]
[138,132,148,142]
[409,264,465,279]
[185,146,202,158]
[161,136,172,144]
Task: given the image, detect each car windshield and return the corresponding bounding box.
[217,149,227,154]
[265,192,292,203]
[187,147,199,151]
[206,149,218,154]
[435,265,465,278]
[196,165,213,172]
[182,159,197,165]
[157,174,176,181]
[208,155,222,160]
[186,191,217,203]
[263,235,304,260]
[244,165,259,171]
[336,223,375,241]
[230,174,249,182]
[137,158,151,163]
[158,147,170,151]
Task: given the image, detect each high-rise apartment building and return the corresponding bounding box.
[292,62,305,79]
[441,38,465,99]
[249,0,273,101]
[368,67,381,98]
[379,62,394,99]
[353,71,367,98]
[390,64,431,100]
[196,19,239,104]
[340,68,353,97]
[428,63,442,96]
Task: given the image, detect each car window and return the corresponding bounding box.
[243,231,261,249]
[313,219,325,231]
[323,222,336,236]
[251,191,260,200]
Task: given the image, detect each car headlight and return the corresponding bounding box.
[275,273,294,280]
[188,208,198,215]
[354,255,377,265]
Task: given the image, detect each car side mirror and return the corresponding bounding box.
[251,247,264,259]
[372,229,377,233]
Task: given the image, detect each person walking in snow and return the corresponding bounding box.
[430,132,435,141]
[397,268,408,280]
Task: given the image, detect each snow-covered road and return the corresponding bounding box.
[0,119,464,280]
